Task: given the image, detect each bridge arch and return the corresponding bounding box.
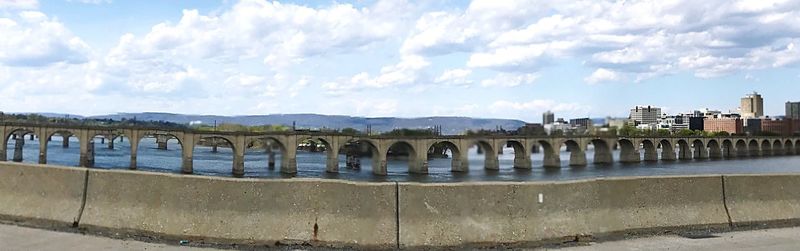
[706,139,721,159]
[786,140,795,155]
[557,139,584,167]
[194,135,238,176]
[40,130,81,166]
[659,139,676,161]
[618,139,638,163]
[3,128,41,164]
[427,140,463,172]
[468,140,497,170]
[761,140,772,156]
[735,139,747,157]
[721,139,734,158]
[499,140,530,169]
[748,140,760,157]
[692,139,708,159]
[797,139,800,155]
[339,138,384,175]
[589,139,613,164]
[385,140,420,173]
[131,132,185,173]
[772,140,783,155]
[293,136,339,173]
[641,139,658,161]
[676,140,692,160]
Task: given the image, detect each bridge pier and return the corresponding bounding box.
[108,137,114,149]
[484,156,499,170]
[513,156,532,169]
[29,134,34,141]
[12,137,24,162]
[156,135,168,150]
[709,145,722,159]
[280,147,297,174]
[233,155,245,177]
[373,157,388,176]
[451,151,469,172]
[694,146,709,160]
[661,148,677,161]
[62,135,70,148]
[38,136,47,164]
[593,148,614,164]
[678,144,692,160]
[620,149,640,163]
[326,150,339,173]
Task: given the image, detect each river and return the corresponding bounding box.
[6,136,800,182]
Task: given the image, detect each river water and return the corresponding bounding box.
[6,136,800,182]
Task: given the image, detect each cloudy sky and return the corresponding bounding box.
[1,0,799,122]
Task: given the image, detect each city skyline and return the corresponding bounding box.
[1,0,800,121]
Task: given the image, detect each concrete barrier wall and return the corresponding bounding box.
[4,161,800,249]
[398,176,729,248]
[724,174,800,226]
[0,162,87,226]
[79,169,396,248]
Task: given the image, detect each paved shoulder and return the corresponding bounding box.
[0,223,219,251]
[547,227,800,251]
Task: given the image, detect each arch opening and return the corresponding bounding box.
[427,141,463,172]
[43,131,81,166]
[641,140,658,161]
[692,139,708,160]
[761,140,772,156]
[194,136,236,176]
[749,140,760,157]
[772,140,783,155]
[498,140,529,169]
[467,140,496,170]
[735,140,748,157]
[386,141,419,174]
[4,129,40,164]
[659,140,676,161]
[136,133,184,173]
[337,139,382,175]
[676,140,692,160]
[618,139,639,163]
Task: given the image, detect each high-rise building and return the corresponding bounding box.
[543,111,555,125]
[630,105,661,125]
[569,118,591,128]
[740,92,764,118]
[786,101,800,119]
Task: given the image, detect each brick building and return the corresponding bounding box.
[703,118,743,134]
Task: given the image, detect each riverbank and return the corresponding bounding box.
[1,161,799,249]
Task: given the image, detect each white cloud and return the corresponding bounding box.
[67,0,111,4]
[402,0,800,81]
[480,72,539,87]
[323,55,430,95]
[0,11,90,66]
[585,68,622,84]
[434,68,472,85]
[0,0,37,9]
[488,99,591,120]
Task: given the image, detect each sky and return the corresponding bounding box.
[1,0,800,122]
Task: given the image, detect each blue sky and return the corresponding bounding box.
[1,0,799,122]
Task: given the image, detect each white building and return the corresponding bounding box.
[630,106,661,125]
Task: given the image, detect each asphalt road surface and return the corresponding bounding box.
[2,223,799,250]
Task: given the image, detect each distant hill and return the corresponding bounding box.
[88,113,528,134]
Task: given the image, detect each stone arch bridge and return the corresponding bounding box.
[1,123,798,177]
